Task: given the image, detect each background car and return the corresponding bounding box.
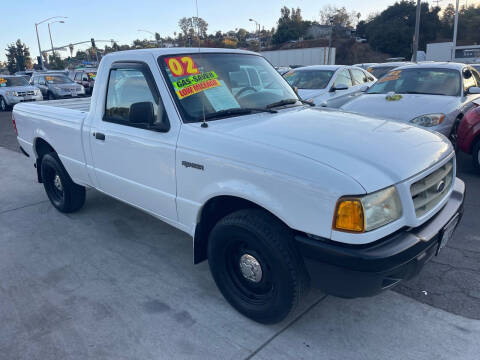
[366,62,412,79]
[341,63,480,140]
[283,65,377,108]
[457,99,480,171]
[71,68,97,95]
[30,73,85,100]
[353,63,377,70]
[0,75,42,111]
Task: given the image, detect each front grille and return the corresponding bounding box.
[16,91,35,97]
[410,159,453,217]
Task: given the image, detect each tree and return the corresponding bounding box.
[319,5,359,28]
[48,54,66,70]
[5,39,31,73]
[361,1,441,58]
[272,7,311,45]
[178,17,208,39]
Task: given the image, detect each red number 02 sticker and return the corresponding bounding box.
[164,56,199,77]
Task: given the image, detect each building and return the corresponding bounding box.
[426,42,480,63]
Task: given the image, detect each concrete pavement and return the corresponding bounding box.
[1,146,480,359]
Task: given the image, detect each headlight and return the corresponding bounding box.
[34,89,41,95]
[333,186,402,232]
[410,113,445,127]
[5,91,18,96]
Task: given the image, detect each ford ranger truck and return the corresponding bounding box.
[12,48,465,324]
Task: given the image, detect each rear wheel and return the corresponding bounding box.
[40,153,86,213]
[473,140,480,172]
[208,209,308,324]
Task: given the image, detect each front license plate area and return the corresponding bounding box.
[437,213,460,255]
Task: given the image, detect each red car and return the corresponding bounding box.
[457,100,480,170]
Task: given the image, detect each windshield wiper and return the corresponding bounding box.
[198,107,277,122]
[400,91,442,96]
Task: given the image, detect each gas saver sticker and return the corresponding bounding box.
[88,72,96,79]
[176,79,221,99]
[173,71,218,91]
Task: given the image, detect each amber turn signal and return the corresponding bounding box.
[333,199,365,232]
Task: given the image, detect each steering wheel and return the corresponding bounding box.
[236,86,258,97]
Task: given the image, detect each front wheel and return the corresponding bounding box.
[0,96,7,111]
[41,153,86,213]
[47,92,56,100]
[473,140,480,172]
[208,209,308,324]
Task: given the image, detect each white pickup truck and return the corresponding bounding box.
[13,48,465,324]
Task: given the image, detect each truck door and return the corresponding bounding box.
[88,61,179,222]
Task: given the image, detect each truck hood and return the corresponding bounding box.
[206,107,452,192]
[342,93,459,122]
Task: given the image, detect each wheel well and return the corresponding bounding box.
[34,138,56,183]
[194,196,269,264]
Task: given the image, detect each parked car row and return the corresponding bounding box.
[0,68,99,111]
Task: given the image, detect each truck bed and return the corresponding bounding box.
[13,97,92,187]
[35,97,91,112]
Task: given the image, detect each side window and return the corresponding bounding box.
[104,65,168,129]
[334,70,353,88]
[74,72,82,81]
[350,69,367,85]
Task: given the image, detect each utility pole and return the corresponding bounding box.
[327,17,334,64]
[34,16,67,70]
[452,0,460,61]
[412,0,421,62]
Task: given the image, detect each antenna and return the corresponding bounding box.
[195,0,207,128]
[195,0,201,50]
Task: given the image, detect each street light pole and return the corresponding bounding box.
[35,23,44,70]
[452,0,460,61]
[249,19,260,34]
[48,20,65,59]
[35,16,67,70]
[138,29,159,46]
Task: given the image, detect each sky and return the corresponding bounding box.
[0,0,476,62]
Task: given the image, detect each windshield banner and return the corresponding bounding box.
[0,78,6,87]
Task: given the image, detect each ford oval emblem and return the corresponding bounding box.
[436,180,446,193]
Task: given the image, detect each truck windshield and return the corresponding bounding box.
[0,77,29,87]
[283,70,334,89]
[45,75,74,84]
[367,68,461,96]
[158,53,299,123]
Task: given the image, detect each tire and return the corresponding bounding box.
[40,153,86,213]
[473,140,480,172]
[47,92,56,100]
[208,209,308,324]
[0,96,7,111]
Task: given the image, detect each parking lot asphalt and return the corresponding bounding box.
[1,110,480,359]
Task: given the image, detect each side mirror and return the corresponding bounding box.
[129,101,169,132]
[467,86,480,95]
[330,84,349,92]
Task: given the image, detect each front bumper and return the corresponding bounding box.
[6,94,43,105]
[295,177,465,298]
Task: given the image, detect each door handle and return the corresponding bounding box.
[93,132,105,141]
